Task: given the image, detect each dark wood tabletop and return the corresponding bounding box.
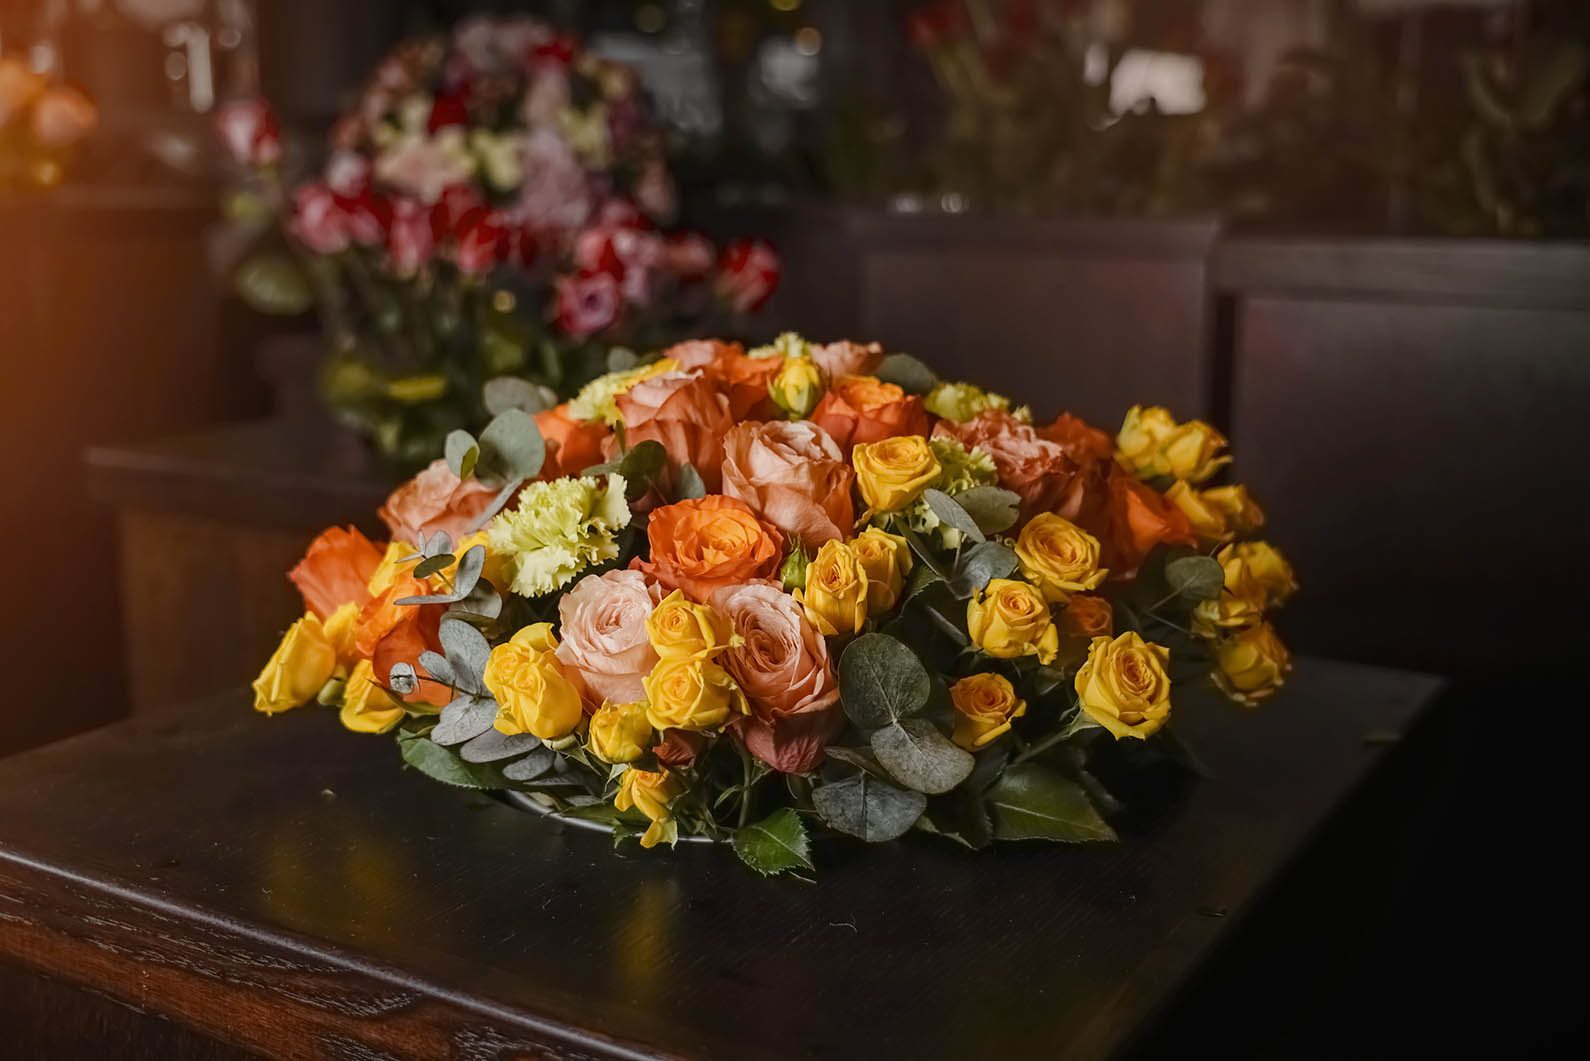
[0,657,1440,1059]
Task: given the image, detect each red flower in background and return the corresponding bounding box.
[456,211,507,275]
[215,97,281,167]
[716,239,781,314]
[555,269,622,338]
[427,93,470,133]
[289,183,350,254]
[430,183,484,242]
[906,1,968,50]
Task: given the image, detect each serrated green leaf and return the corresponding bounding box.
[839,633,932,729]
[874,352,938,395]
[732,808,815,876]
[986,763,1117,843]
[398,733,509,789]
[870,718,974,795]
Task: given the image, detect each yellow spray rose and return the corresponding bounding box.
[253,613,338,715]
[615,768,682,848]
[967,579,1059,664]
[1193,541,1299,635]
[588,701,654,764]
[1213,623,1291,706]
[643,657,749,732]
[768,356,824,419]
[322,600,362,667]
[484,623,585,740]
[1074,631,1173,740]
[949,673,1028,750]
[797,538,871,636]
[647,590,737,660]
[1116,405,1230,483]
[1164,481,1231,544]
[851,527,913,615]
[853,435,942,512]
[339,659,407,735]
[1014,513,1108,603]
[1201,484,1266,535]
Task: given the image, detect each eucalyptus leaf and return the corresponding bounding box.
[431,694,497,746]
[923,489,986,544]
[478,408,546,482]
[417,651,456,687]
[951,541,1019,597]
[483,376,553,417]
[952,486,1022,534]
[1165,555,1225,602]
[413,553,456,580]
[398,733,509,789]
[986,763,1117,843]
[606,347,639,372]
[839,633,932,729]
[395,546,486,607]
[870,718,975,795]
[440,618,492,684]
[823,745,889,777]
[873,352,938,395]
[446,580,503,624]
[676,462,707,500]
[732,808,815,877]
[812,773,927,843]
[459,728,543,764]
[386,662,418,696]
[617,441,668,500]
[445,430,479,481]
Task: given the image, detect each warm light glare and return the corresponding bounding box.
[794,26,822,56]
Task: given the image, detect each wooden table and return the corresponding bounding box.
[0,658,1440,1059]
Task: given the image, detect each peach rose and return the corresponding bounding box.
[379,458,499,546]
[700,350,782,420]
[720,420,855,548]
[613,370,735,490]
[661,338,743,371]
[535,403,610,478]
[289,525,383,619]
[934,410,1084,523]
[554,569,665,706]
[1097,467,1196,577]
[634,495,783,602]
[811,375,931,452]
[810,339,883,381]
[712,583,842,774]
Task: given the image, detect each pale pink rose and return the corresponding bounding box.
[811,340,883,381]
[720,420,855,548]
[934,410,1083,524]
[712,583,842,774]
[612,370,734,490]
[555,569,665,706]
[518,127,592,229]
[662,339,739,371]
[378,459,498,546]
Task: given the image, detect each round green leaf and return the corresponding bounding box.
[478,408,546,482]
[1166,555,1226,602]
[812,773,927,843]
[874,353,938,395]
[923,489,986,544]
[870,718,975,794]
[839,633,932,729]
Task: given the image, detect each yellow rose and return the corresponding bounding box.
[1164,481,1231,544]
[253,613,338,715]
[768,356,824,419]
[1116,405,1230,483]
[796,539,870,636]
[647,590,737,660]
[1193,541,1299,636]
[484,623,584,740]
[588,700,654,763]
[615,767,682,848]
[967,579,1059,664]
[322,600,362,667]
[451,530,513,590]
[949,673,1028,750]
[1074,631,1172,740]
[852,435,941,512]
[851,528,913,615]
[340,659,407,734]
[643,657,748,732]
[1213,623,1291,706]
[1014,513,1108,603]
[1201,484,1266,535]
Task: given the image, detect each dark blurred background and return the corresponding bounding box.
[2,0,1587,1055]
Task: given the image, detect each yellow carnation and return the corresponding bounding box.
[567,358,679,424]
[485,474,631,598]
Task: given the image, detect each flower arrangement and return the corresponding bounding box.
[254,334,1295,876]
[0,56,97,191]
[222,14,779,464]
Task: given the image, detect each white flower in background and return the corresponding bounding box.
[397,94,432,134]
[471,129,528,192]
[376,127,477,204]
[559,105,612,169]
[517,127,593,229]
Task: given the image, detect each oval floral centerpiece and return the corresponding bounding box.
[254,334,1297,876]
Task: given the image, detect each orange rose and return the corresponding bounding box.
[1058,594,1114,666]
[371,606,449,707]
[535,403,610,478]
[720,420,855,548]
[634,495,783,602]
[1037,413,1115,464]
[1098,467,1196,577]
[700,350,782,420]
[810,339,883,381]
[613,370,735,490]
[289,525,383,620]
[379,458,499,546]
[811,375,931,453]
[934,410,1085,523]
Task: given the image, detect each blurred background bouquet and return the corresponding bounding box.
[0,51,96,190]
[223,13,780,466]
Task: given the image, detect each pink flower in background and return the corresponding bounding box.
[325,151,372,198]
[555,269,622,337]
[518,128,592,229]
[717,240,781,314]
[812,340,884,381]
[665,234,716,279]
[216,98,280,167]
[554,569,665,706]
[387,199,435,275]
[289,183,349,254]
[376,129,477,204]
[635,160,677,222]
[523,67,570,127]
